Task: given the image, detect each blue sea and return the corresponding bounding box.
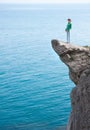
[0,3,90,130]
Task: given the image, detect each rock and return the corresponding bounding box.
[51,39,90,130]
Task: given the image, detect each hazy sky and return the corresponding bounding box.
[0,0,90,3]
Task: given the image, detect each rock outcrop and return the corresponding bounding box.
[51,39,90,130]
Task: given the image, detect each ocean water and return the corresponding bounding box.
[0,3,90,130]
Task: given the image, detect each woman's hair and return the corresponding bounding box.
[67,18,71,21]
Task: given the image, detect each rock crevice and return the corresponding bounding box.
[51,39,90,130]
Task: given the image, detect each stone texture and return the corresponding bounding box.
[51,39,90,130]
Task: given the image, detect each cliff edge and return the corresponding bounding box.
[51,39,90,130]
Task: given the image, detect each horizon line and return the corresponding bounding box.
[0,2,90,4]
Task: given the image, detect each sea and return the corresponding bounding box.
[0,3,90,130]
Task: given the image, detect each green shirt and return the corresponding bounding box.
[66,23,72,31]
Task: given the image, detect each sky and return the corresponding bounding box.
[0,0,90,3]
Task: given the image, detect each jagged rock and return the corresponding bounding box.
[51,39,90,130]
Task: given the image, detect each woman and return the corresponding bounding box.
[65,19,72,43]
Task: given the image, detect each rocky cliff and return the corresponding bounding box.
[51,39,90,130]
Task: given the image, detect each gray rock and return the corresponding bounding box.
[51,39,90,130]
